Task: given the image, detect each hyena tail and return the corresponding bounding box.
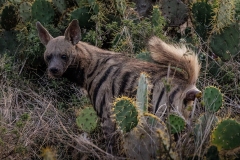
[148,36,201,84]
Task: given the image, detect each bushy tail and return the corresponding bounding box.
[148,37,200,84]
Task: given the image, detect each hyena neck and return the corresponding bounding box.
[63,42,118,87]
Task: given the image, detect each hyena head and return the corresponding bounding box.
[36,20,81,78]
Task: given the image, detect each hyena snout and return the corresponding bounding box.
[48,65,64,77]
[49,67,59,74]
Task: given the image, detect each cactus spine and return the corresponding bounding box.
[1,4,19,30]
[32,0,55,24]
[113,96,139,133]
[211,119,240,151]
[76,106,98,133]
[136,72,150,113]
[203,86,223,112]
[168,114,185,134]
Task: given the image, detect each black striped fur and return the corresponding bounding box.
[36,20,201,152]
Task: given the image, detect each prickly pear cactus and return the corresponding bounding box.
[210,23,240,61]
[211,119,240,150]
[136,73,149,113]
[191,1,213,40]
[1,4,19,30]
[168,114,185,134]
[76,106,98,133]
[123,113,176,160]
[0,31,19,54]
[52,0,66,14]
[70,7,95,29]
[160,0,188,26]
[211,0,236,33]
[113,97,138,133]
[136,51,153,62]
[32,0,55,24]
[19,2,32,22]
[152,5,166,36]
[203,86,223,112]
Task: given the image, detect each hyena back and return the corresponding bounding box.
[36,20,201,152]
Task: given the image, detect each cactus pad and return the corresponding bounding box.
[136,73,149,113]
[203,86,223,112]
[136,51,153,62]
[211,0,236,33]
[211,119,240,150]
[19,2,32,22]
[191,1,213,40]
[76,107,98,133]
[32,0,55,24]
[0,31,19,55]
[70,7,95,29]
[53,0,67,14]
[168,114,185,134]
[1,4,19,30]
[210,23,240,61]
[113,97,138,133]
[160,0,188,26]
[122,113,176,159]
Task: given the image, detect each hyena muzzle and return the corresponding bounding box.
[36,19,201,153]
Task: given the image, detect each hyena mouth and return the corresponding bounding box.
[48,67,63,78]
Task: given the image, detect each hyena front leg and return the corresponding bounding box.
[101,108,117,154]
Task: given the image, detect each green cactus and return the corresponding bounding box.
[113,97,138,133]
[32,0,55,24]
[75,0,88,7]
[136,51,153,62]
[52,0,67,14]
[70,7,95,29]
[211,119,240,150]
[211,0,236,33]
[87,0,99,14]
[191,1,213,40]
[203,86,223,112]
[76,106,98,133]
[19,2,32,22]
[1,4,19,30]
[209,23,240,61]
[160,0,188,26]
[168,114,185,134]
[0,30,19,55]
[136,73,149,113]
[151,5,166,37]
[123,113,176,160]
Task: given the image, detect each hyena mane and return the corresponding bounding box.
[36,19,201,152]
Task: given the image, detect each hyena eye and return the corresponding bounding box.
[46,55,52,61]
[61,54,68,60]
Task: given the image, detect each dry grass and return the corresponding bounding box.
[0,56,120,159]
[0,50,239,160]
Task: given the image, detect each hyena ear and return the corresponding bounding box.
[36,21,53,46]
[185,89,202,101]
[64,19,81,45]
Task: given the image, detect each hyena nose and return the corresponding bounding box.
[49,68,59,74]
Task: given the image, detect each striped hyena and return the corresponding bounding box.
[36,19,201,152]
